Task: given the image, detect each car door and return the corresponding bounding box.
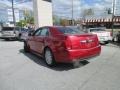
[34,27,50,54]
[28,29,41,52]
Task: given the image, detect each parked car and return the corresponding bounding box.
[19,28,29,40]
[87,28,112,44]
[0,27,20,40]
[19,28,35,41]
[117,31,120,43]
[24,26,101,67]
[112,31,120,43]
[113,31,120,43]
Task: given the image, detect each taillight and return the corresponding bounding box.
[108,31,113,36]
[110,31,112,36]
[96,35,99,45]
[64,36,72,50]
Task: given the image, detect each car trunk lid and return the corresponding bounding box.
[66,34,99,49]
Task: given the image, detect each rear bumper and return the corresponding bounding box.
[55,45,101,63]
[0,35,18,39]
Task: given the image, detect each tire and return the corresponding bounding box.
[18,34,22,40]
[24,42,30,53]
[44,48,56,66]
[100,41,109,45]
[104,41,109,44]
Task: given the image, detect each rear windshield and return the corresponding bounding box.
[90,28,105,32]
[2,27,19,31]
[58,27,85,35]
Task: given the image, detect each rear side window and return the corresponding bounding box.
[58,27,85,35]
[2,27,19,31]
[40,28,49,36]
[2,27,14,31]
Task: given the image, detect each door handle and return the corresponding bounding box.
[36,39,44,42]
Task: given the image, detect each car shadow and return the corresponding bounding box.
[19,49,89,71]
[0,39,18,42]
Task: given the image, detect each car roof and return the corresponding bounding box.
[43,26,81,29]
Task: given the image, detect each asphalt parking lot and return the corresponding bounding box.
[0,39,120,90]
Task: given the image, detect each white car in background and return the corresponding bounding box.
[0,27,20,40]
[88,28,112,44]
[19,29,35,41]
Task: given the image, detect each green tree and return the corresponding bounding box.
[26,16,34,24]
[24,9,34,24]
[16,20,27,27]
[17,9,34,27]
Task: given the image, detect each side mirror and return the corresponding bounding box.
[28,30,35,36]
[28,33,32,36]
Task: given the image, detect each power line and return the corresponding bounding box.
[14,0,31,5]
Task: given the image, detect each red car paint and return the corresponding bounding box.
[25,26,101,63]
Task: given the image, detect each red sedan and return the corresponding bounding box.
[24,26,101,67]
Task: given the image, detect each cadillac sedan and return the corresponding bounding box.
[24,26,101,67]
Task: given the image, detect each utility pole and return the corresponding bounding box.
[11,0,16,27]
[112,0,115,36]
[71,0,74,26]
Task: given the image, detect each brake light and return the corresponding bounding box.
[110,31,112,36]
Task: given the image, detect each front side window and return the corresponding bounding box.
[40,28,49,36]
[33,28,42,36]
[33,28,49,36]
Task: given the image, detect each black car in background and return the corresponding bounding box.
[112,31,120,43]
[116,31,120,43]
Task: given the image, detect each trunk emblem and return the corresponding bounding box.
[80,39,93,43]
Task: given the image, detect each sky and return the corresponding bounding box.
[0,0,119,20]
[0,0,33,22]
[0,0,33,10]
[52,0,113,19]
